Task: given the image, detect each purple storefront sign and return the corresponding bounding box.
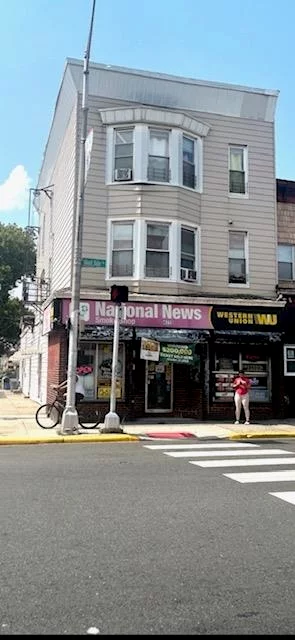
[62,299,213,330]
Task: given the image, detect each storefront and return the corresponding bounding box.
[45,297,285,422]
[208,305,284,421]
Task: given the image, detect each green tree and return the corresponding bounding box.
[0,224,36,354]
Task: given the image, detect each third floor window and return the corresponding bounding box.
[278,244,295,280]
[229,145,248,196]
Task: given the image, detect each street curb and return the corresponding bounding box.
[229,431,295,439]
[0,434,140,445]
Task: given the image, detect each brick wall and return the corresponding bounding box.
[47,329,68,404]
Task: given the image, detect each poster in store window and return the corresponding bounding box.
[97,344,124,399]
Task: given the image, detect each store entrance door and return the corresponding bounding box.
[145,361,173,412]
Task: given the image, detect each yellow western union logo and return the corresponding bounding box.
[254,314,277,326]
[216,310,277,326]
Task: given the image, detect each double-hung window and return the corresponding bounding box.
[145,223,170,278]
[229,231,248,285]
[148,129,170,182]
[278,245,294,280]
[183,136,196,189]
[114,129,133,180]
[111,222,134,277]
[229,145,247,195]
[180,227,197,280]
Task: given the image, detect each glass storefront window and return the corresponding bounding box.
[77,342,125,401]
[97,344,125,400]
[213,347,271,403]
[77,343,96,399]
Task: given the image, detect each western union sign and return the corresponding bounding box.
[212,307,281,331]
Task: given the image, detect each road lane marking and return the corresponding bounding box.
[190,457,295,468]
[164,448,292,458]
[269,492,295,505]
[143,443,259,450]
[223,470,295,483]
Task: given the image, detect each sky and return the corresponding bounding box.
[0,0,294,229]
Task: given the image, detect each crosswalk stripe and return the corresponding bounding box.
[190,457,295,468]
[143,443,258,450]
[223,470,295,483]
[269,492,295,505]
[164,448,292,458]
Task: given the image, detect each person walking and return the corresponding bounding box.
[232,369,251,425]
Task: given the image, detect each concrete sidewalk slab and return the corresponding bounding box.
[2,391,295,444]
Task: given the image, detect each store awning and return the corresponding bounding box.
[135,328,210,343]
[214,331,282,344]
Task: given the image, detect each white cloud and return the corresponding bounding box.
[0,165,31,212]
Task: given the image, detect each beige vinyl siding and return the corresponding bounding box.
[196,110,276,298]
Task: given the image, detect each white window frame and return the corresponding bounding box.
[107,218,200,284]
[110,220,135,279]
[284,345,295,376]
[228,145,248,198]
[228,230,249,288]
[278,244,295,281]
[106,124,203,192]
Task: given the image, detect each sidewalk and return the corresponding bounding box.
[1,391,295,445]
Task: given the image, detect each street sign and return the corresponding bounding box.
[81,258,106,268]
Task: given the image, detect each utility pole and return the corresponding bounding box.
[60,0,96,434]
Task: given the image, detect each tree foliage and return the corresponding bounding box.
[0,224,36,354]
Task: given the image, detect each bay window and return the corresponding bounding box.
[111,222,134,277]
[108,219,200,283]
[106,122,204,191]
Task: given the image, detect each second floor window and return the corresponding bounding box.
[183,136,195,189]
[229,231,248,285]
[278,245,294,280]
[229,145,247,195]
[148,129,170,182]
[145,223,170,277]
[114,129,133,181]
[111,222,134,277]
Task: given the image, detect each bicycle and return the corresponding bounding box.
[35,391,102,429]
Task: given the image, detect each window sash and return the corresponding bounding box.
[114,129,134,172]
[146,222,170,277]
[183,137,195,188]
[278,245,294,280]
[111,223,134,276]
[181,227,195,269]
[148,129,170,182]
[229,231,247,284]
[229,146,246,194]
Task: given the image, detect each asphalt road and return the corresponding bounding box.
[1,439,295,635]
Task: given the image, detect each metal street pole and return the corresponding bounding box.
[101,303,123,433]
[60,0,96,434]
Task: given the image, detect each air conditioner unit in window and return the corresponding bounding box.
[114,168,132,181]
[180,268,197,282]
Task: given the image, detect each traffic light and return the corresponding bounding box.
[110,285,129,304]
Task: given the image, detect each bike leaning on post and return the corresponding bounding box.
[35,389,101,430]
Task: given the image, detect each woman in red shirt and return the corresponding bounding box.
[232,370,251,425]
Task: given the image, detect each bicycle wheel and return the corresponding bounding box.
[36,404,60,429]
[78,408,101,429]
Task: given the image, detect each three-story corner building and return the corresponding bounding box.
[19,58,285,422]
